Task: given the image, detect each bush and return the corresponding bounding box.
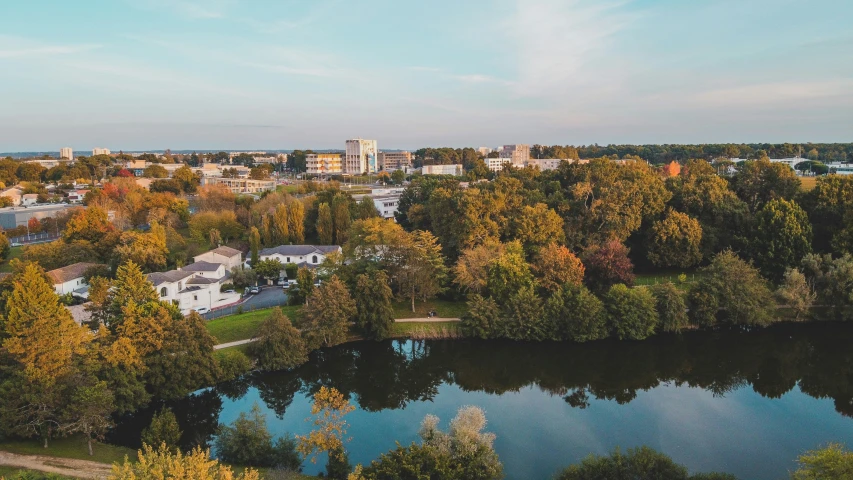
[460,295,502,340]
[217,349,253,381]
[605,284,659,341]
[651,283,689,333]
[688,250,775,327]
[215,403,301,470]
[141,407,182,451]
[220,283,235,293]
[556,446,737,480]
[791,443,853,479]
[545,284,608,342]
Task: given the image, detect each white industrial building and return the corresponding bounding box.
[345,139,378,174]
[60,147,73,160]
[422,164,463,176]
[92,147,111,156]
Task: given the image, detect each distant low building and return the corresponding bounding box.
[422,164,463,176]
[306,154,343,176]
[92,147,111,156]
[21,194,38,207]
[0,204,80,229]
[378,151,412,172]
[487,157,511,172]
[60,147,73,160]
[47,262,102,296]
[199,176,276,194]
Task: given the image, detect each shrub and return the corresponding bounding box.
[605,284,659,341]
[217,349,253,381]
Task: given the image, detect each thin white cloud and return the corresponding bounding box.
[0,36,101,58]
[130,0,234,19]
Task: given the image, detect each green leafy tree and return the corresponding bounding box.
[486,241,534,305]
[604,284,659,341]
[302,276,356,348]
[732,158,800,210]
[354,197,380,220]
[215,403,301,470]
[460,295,502,340]
[354,271,395,341]
[399,230,448,312]
[688,250,776,327]
[791,443,853,480]
[390,169,406,185]
[650,282,689,333]
[316,203,334,245]
[331,195,351,245]
[775,268,815,321]
[556,446,736,480]
[749,198,813,281]
[61,380,115,456]
[250,308,308,371]
[0,232,10,261]
[217,349,253,382]
[249,226,260,267]
[545,284,609,342]
[500,286,546,341]
[254,259,284,283]
[647,209,703,268]
[288,267,315,306]
[287,200,305,244]
[141,407,182,451]
[800,253,853,320]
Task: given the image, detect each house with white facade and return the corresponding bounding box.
[47,262,102,296]
[21,194,38,207]
[194,246,243,271]
[257,245,342,270]
[147,261,240,315]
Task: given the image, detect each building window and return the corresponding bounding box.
[312,255,318,264]
[193,295,198,301]
[160,287,168,297]
[286,257,290,263]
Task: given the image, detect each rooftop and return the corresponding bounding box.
[181,261,222,272]
[207,245,242,257]
[146,269,195,287]
[47,262,103,284]
[259,244,341,257]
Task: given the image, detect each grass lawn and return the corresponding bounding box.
[0,436,135,465]
[799,176,818,192]
[0,246,24,273]
[213,343,253,360]
[392,299,468,319]
[206,305,303,344]
[277,184,299,195]
[634,270,703,289]
[391,321,462,338]
[0,466,74,478]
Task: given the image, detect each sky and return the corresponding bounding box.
[1,0,852,151]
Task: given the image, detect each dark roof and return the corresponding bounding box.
[181,261,222,272]
[47,262,103,284]
[209,245,242,257]
[146,270,194,287]
[259,245,340,257]
[187,276,218,285]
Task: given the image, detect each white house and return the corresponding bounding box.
[194,246,243,271]
[146,261,240,315]
[21,194,38,207]
[47,262,102,296]
[257,245,342,270]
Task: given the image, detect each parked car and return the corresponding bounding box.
[10,242,22,247]
[194,307,210,315]
[276,278,286,286]
[249,286,260,294]
[223,289,235,294]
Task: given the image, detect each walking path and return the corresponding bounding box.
[212,317,461,350]
[0,450,112,479]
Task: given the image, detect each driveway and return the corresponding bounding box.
[202,286,288,320]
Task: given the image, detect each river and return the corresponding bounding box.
[111,322,853,479]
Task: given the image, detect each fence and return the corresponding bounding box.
[8,232,60,245]
[202,290,290,320]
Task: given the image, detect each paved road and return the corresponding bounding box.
[202,286,288,320]
[214,338,257,350]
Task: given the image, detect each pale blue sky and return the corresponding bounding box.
[1,0,851,151]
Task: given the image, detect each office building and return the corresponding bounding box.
[92,147,111,156]
[306,153,343,175]
[60,147,73,160]
[478,147,493,157]
[345,139,378,174]
[378,151,412,171]
[199,176,276,194]
[487,157,512,172]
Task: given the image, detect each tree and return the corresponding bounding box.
[217,349,252,382]
[532,243,585,292]
[188,211,244,245]
[775,268,815,321]
[143,165,169,178]
[109,443,260,480]
[249,227,260,267]
[317,203,334,245]
[732,158,800,210]
[453,241,506,294]
[647,209,703,268]
[331,195,351,245]
[391,169,406,185]
[209,228,222,247]
[501,286,546,341]
[749,198,813,281]
[250,308,308,371]
[510,203,565,253]
[296,387,355,474]
[62,380,115,456]
[354,197,379,220]
[141,407,182,452]
[800,253,853,320]
[545,284,609,342]
[172,165,200,193]
[688,250,776,327]
[272,204,290,245]
[288,267,315,306]
[399,230,447,312]
[362,406,503,480]
[604,284,659,341]
[791,443,853,480]
[650,283,689,333]
[287,200,305,243]
[354,271,394,341]
[229,266,258,290]
[254,259,284,283]
[556,446,736,480]
[113,223,168,272]
[485,241,534,305]
[302,276,355,348]
[215,403,301,470]
[582,240,636,294]
[460,295,502,340]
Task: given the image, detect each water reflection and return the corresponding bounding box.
[111,322,853,453]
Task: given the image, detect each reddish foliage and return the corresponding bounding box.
[116,168,133,178]
[582,239,636,294]
[662,161,681,177]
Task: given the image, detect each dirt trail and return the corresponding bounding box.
[0,450,112,479]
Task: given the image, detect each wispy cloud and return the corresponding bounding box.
[0,36,101,58]
[130,0,234,19]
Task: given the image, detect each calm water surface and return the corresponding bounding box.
[113,322,853,480]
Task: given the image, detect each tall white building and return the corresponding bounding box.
[477,147,493,156]
[500,144,530,166]
[345,139,378,174]
[60,147,73,160]
[92,147,111,156]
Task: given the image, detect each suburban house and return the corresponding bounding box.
[194,246,243,271]
[21,194,38,207]
[66,190,88,203]
[0,187,23,206]
[257,245,342,271]
[146,260,240,315]
[47,262,102,297]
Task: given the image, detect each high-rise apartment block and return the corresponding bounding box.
[377,151,412,172]
[60,147,73,160]
[499,144,530,166]
[306,153,343,175]
[345,139,378,174]
[92,147,111,156]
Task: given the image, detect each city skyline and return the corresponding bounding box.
[1,0,852,151]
